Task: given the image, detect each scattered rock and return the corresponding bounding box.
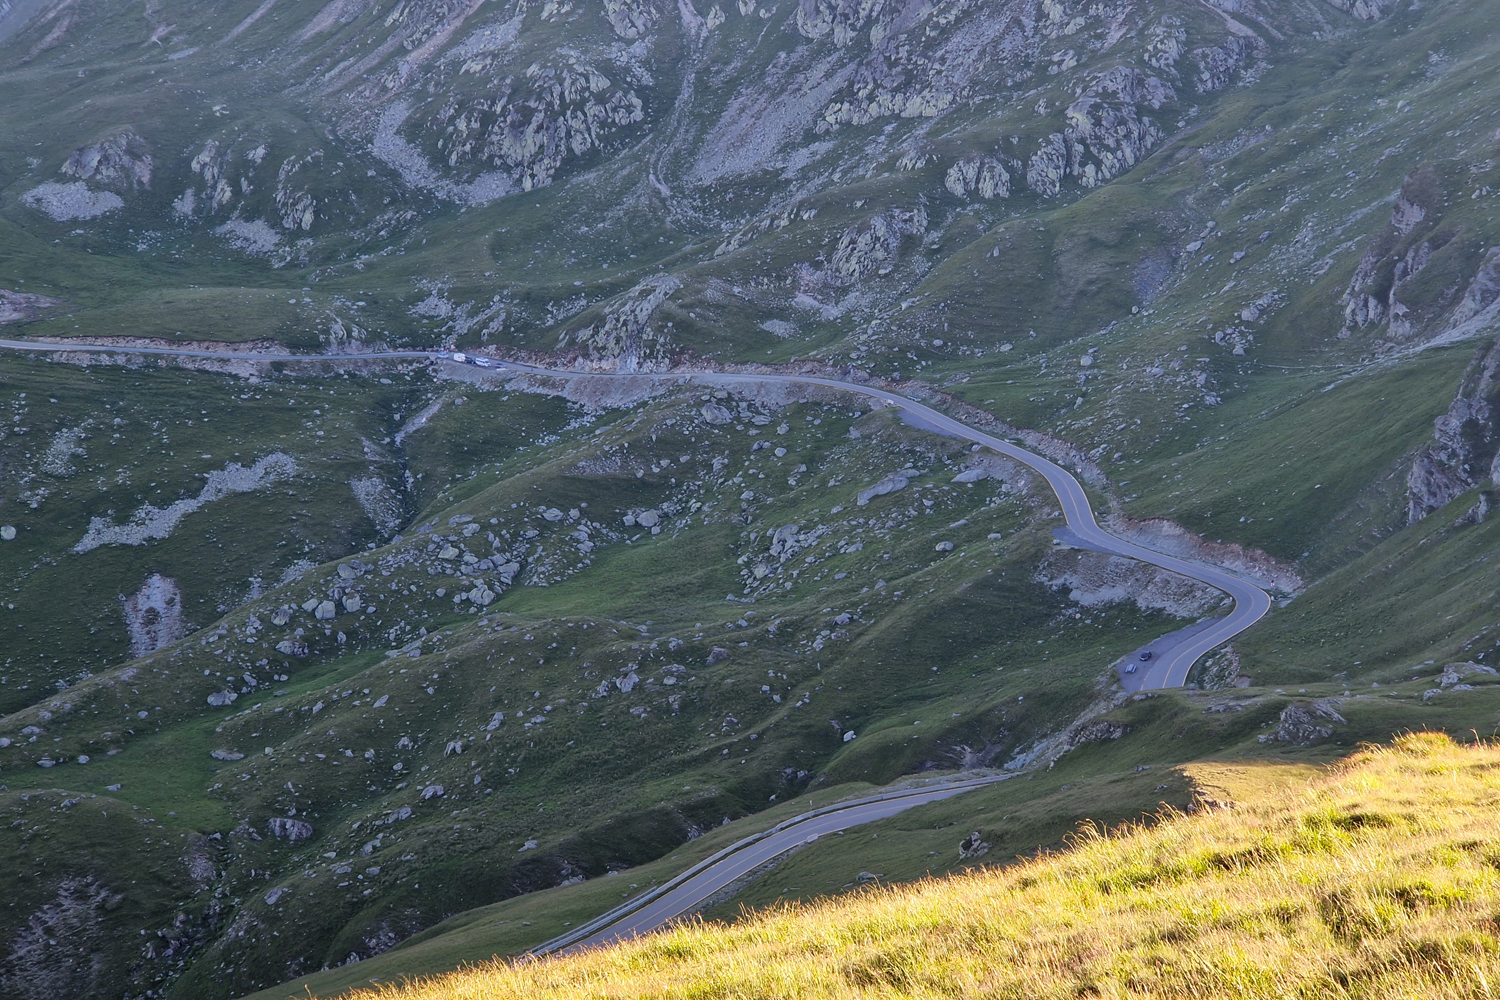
[518,839,538,852]
[206,691,239,708]
[706,647,730,666]
[21,181,125,220]
[264,888,289,905]
[421,785,445,800]
[636,509,661,528]
[1439,662,1497,688]
[958,831,991,860]
[934,541,955,552]
[275,639,308,657]
[951,468,990,483]
[1188,791,1234,813]
[314,600,337,620]
[210,750,245,762]
[1067,720,1129,747]
[75,453,298,553]
[843,730,857,742]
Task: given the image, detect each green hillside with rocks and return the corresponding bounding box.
[2,0,1500,995]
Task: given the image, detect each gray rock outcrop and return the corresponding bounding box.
[1439,662,1498,688]
[266,818,314,842]
[1406,336,1500,522]
[61,131,153,190]
[564,275,680,366]
[1028,68,1176,196]
[1271,700,1345,744]
[1323,0,1395,20]
[945,155,1010,200]
[826,207,928,283]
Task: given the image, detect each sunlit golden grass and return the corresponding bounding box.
[358,733,1500,999]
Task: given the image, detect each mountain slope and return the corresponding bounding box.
[3,0,1500,996]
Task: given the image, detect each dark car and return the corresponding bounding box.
[1139,650,1153,661]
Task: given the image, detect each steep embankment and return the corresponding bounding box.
[353,733,1500,1000]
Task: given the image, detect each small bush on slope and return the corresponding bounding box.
[354,732,1500,999]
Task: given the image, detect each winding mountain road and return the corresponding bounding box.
[490,358,1272,692]
[0,339,1271,688]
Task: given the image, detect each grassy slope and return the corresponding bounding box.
[330,733,1500,1000]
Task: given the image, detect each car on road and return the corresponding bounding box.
[1139,650,1153,661]
[1124,663,1137,674]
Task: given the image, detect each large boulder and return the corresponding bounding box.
[266,817,314,842]
[958,831,991,860]
[857,475,909,506]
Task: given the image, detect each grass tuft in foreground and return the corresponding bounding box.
[349,732,1500,999]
